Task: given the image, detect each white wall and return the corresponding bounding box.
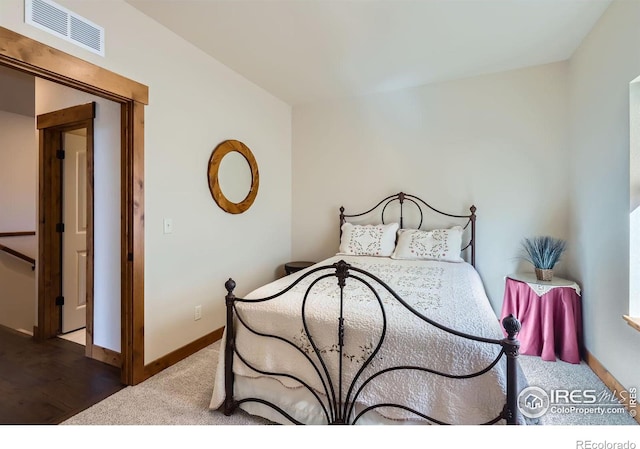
[0,248,35,332]
[292,62,570,312]
[0,110,37,332]
[36,78,122,349]
[567,0,640,392]
[630,79,640,211]
[0,110,36,232]
[630,80,640,317]
[0,0,292,363]
[0,65,34,117]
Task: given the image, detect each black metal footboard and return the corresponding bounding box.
[222,259,521,425]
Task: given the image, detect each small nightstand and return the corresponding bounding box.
[500,273,583,364]
[284,261,315,275]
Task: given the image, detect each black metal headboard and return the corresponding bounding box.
[339,192,477,267]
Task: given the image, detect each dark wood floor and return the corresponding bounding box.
[0,325,125,424]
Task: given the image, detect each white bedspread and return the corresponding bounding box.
[210,255,518,425]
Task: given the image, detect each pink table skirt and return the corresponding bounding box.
[500,277,583,364]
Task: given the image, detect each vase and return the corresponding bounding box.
[535,268,553,281]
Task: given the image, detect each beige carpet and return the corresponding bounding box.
[61,341,637,426]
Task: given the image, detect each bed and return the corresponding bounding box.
[209,192,523,425]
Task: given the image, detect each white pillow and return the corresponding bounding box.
[338,222,399,257]
[391,226,464,262]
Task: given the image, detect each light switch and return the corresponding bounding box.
[163,218,173,234]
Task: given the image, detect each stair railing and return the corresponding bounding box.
[0,231,36,270]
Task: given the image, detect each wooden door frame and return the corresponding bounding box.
[0,26,148,385]
[36,103,97,355]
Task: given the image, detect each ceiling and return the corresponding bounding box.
[127,0,612,106]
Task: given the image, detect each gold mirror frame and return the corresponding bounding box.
[208,139,259,214]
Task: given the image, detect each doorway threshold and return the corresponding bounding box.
[58,328,86,346]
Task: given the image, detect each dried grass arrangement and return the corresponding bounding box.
[521,236,567,281]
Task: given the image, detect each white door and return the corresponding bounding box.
[61,129,88,333]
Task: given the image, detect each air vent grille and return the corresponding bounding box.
[70,16,102,50]
[25,0,105,56]
[31,0,67,36]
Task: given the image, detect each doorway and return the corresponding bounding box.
[0,26,148,385]
[37,103,95,353]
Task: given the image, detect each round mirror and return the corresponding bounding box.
[218,151,253,204]
[208,140,259,214]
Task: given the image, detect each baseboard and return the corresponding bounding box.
[583,348,639,424]
[143,327,224,380]
[90,344,121,368]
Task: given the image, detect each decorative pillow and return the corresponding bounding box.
[338,222,399,257]
[391,226,464,262]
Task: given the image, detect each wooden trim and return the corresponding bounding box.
[2,26,147,385]
[37,102,95,129]
[623,315,640,333]
[90,344,121,368]
[144,327,224,379]
[119,100,147,385]
[120,104,133,385]
[37,128,63,339]
[85,120,95,360]
[584,349,639,424]
[132,101,146,384]
[0,231,36,237]
[0,27,148,104]
[38,112,94,345]
[143,327,224,380]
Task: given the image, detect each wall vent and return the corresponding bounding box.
[25,0,105,56]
